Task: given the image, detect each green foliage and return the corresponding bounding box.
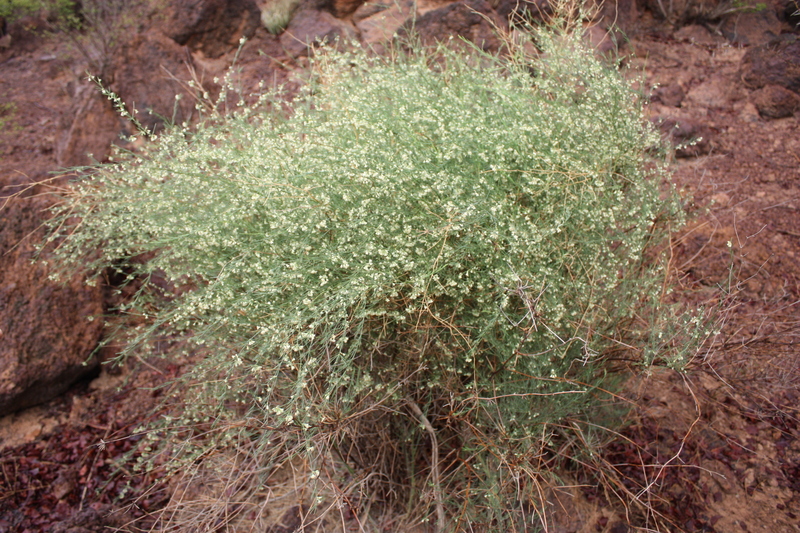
[46,24,710,530]
[0,0,73,22]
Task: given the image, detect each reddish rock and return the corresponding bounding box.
[585,24,622,56]
[494,0,552,25]
[641,0,724,23]
[280,8,358,57]
[56,84,121,168]
[111,30,198,134]
[719,8,781,45]
[740,36,800,93]
[652,113,712,158]
[159,0,261,58]
[398,0,506,52]
[0,196,104,417]
[652,84,685,107]
[354,0,415,44]
[673,23,724,45]
[51,504,127,533]
[327,0,366,18]
[752,83,800,118]
[598,0,640,30]
[57,30,197,168]
[2,15,51,54]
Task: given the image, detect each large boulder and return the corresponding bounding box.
[740,36,800,94]
[160,0,261,58]
[752,83,800,118]
[719,6,782,46]
[0,194,104,417]
[110,30,198,134]
[279,7,358,57]
[740,35,800,118]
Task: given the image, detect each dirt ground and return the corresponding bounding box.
[0,6,799,533]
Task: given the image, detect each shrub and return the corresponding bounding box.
[45,21,709,531]
[0,0,73,23]
[58,0,151,77]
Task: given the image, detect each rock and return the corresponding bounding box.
[218,27,294,95]
[160,0,261,58]
[327,0,366,18]
[652,111,712,157]
[58,30,196,167]
[598,0,640,30]
[752,83,800,118]
[3,14,50,54]
[719,8,781,46]
[740,36,800,93]
[673,23,724,45]
[57,83,121,168]
[685,76,737,109]
[0,196,104,417]
[585,24,621,56]
[279,8,358,57]
[354,0,415,44]
[642,0,725,24]
[652,84,685,107]
[494,0,552,25]
[111,30,198,134]
[736,100,761,122]
[398,0,506,53]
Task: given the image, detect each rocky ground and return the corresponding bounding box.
[0,0,799,531]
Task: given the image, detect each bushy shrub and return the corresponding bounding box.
[45,22,709,531]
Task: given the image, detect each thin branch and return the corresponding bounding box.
[406,399,445,533]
